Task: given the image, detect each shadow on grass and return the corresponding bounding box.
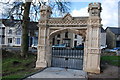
[2,49,39,80]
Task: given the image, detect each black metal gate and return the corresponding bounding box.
[51,48,84,70]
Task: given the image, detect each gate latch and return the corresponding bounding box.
[65,58,68,60]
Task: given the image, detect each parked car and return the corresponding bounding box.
[109,47,120,52]
[52,44,66,48]
[31,44,37,49]
[101,45,107,49]
[116,49,120,56]
[73,45,84,50]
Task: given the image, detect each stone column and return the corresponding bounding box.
[36,26,47,68]
[84,24,101,73]
[36,5,52,68]
[45,28,52,67]
[36,25,51,68]
[84,2,102,73]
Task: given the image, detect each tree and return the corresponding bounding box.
[21,1,31,57]
[1,0,70,57]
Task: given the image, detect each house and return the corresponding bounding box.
[2,19,22,46]
[100,27,107,49]
[53,32,83,48]
[0,19,38,47]
[28,22,38,47]
[106,27,120,48]
[52,27,106,48]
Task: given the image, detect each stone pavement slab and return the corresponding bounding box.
[24,67,87,79]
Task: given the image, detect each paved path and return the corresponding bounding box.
[24,67,87,79]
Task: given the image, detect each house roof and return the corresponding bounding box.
[1,19,38,30]
[106,27,120,35]
[2,19,20,27]
[28,22,38,30]
[101,27,106,33]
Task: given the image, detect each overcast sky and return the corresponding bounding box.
[70,0,119,29]
[0,0,119,29]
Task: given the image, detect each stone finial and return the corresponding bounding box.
[88,2,101,10]
[88,2,102,17]
[40,5,52,12]
[40,5,52,20]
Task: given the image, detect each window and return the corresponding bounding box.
[0,29,2,35]
[63,39,71,47]
[57,34,60,38]
[2,28,5,35]
[8,38,12,43]
[75,35,77,39]
[52,38,55,45]
[34,31,38,36]
[0,27,5,35]
[65,32,68,38]
[0,38,1,44]
[1,37,5,44]
[34,37,38,46]
[16,38,20,44]
[57,40,60,44]
[74,41,77,47]
[16,31,21,35]
[8,29,12,34]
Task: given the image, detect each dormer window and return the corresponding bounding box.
[16,31,21,35]
[8,29,12,34]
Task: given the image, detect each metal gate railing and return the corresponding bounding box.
[51,47,84,70]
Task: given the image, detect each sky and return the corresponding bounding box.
[0,0,119,29]
[70,0,119,29]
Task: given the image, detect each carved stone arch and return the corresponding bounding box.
[49,28,86,40]
[36,3,102,74]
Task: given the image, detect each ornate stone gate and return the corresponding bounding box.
[36,3,102,73]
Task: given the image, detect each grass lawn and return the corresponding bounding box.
[101,56,120,67]
[2,50,39,80]
[88,56,120,79]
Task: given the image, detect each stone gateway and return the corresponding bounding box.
[36,3,102,73]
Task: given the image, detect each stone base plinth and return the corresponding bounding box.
[36,60,47,68]
[84,68,100,74]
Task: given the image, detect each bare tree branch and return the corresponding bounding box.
[1,0,71,57]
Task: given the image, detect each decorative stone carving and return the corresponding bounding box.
[48,18,88,26]
[63,13,73,20]
[36,3,102,74]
